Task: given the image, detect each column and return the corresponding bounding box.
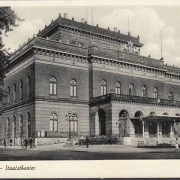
[170,123,174,138]
[157,123,159,143]
[142,121,144,138]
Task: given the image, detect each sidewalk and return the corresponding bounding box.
[0,143,175,153]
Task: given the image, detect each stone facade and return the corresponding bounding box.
[1,13,180,145]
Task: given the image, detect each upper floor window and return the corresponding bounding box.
[168,92,173,100]
[153,88,158,99]
[7,86,10,104]
[142,85,147,97]
[50,77,57,95]
[129,84,134,96]
[13,83,16,102]
[115,82,121,95]
[101,80,107,96]
[50,113,58,132]
[20,80,23,100]
[70,79,77,97]
[27,76,31,98]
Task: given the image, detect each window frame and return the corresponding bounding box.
[50,113,58,132]
[50,77,57,95]
[115,82,121,95]
[101,80,107,96]
[70,79,77,97]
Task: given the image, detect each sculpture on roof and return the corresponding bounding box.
[120,41,140,54]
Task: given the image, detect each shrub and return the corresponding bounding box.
[78,135,118,145]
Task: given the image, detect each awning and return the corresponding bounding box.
[142,115,180,123]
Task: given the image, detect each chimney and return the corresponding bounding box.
[114,27,118,32]
[51,20,53,23]
[108,27,110,30]
[128,31,131,36]
[72,17,74,21]
[118,30,120,33]
[85,21,87,24]
[59,13,61,17]
[81,18,85,23]
[64,13,68,18]
[96,24,98,27]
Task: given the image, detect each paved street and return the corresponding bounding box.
[0,143,180,160]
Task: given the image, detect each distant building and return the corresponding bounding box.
[1,13,180,145]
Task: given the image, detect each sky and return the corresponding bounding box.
[2,5,180,67]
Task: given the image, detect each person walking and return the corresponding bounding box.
[85,136,89,148]
[23,138,28,149]
[3,138,6,148]
[175,138,179,153]
[29,137,33,149]
[9,138,12,146]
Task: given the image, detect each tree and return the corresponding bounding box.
[0,7,23,101]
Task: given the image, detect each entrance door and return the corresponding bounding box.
[98,109,106,135]
[149,122,157,136]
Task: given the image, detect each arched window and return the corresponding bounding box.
[168,92,173,100]
[153,88,158,98]
[101,80,107,95]
[27,76,31,98]
[50,77,57,95]
[7,86,10,104]
[50,113,58,132]
[129,84,134,96]
[70,79,77,97]
[115,82,121,95]
[13,83,16,102]
[142,85,147,97]
[20,80,23,100]
[70,114,78,135]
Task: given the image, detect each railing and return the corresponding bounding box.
[90,93,180,107]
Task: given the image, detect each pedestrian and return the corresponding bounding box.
[85,135,89,148]
[10,138,12,146]
[175,138,179,153]
[3,138,6,148]
[23,138,28,149]
[29,137,33,149]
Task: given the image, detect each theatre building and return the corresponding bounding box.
[1,13,180,145]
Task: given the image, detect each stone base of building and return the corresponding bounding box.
[119,137,132,145]
[35,138,69,145]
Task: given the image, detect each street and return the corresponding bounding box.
[0,144,180,160]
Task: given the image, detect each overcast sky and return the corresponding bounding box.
[2,5,180,67]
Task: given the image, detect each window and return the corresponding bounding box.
[50,113,58,132]
[129,84,134,96]
[115,82,121,94]
[20,80,23,100]
[7,86,10,104]
[13,116,16,138]
[70,79,77,97]
[13,84,16,102]
[70,114,78,135]
[101,80,107,95]
[28,113,31,138]
[50,77,57,95]
[153,88,158,98]
[27,76,30,98]
[142,85,147,97]
[19,115,23,137]
[168,92,173,100]
[7,118,10,138]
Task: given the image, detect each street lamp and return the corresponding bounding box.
[65,111,75,140]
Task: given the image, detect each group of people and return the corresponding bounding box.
[3,138,13,148]
[22,137,35,149]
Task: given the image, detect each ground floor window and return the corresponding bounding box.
[50,113,58,132]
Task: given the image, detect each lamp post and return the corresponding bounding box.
[65,111,75,140]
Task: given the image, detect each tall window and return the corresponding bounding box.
[20,80,23,100]
[115,82,121,94]
[70,79,77,97]
[50,77,57,95]
[19,115,23,137]
[28,113,31,138]
[70,114,78,135]
[168,92,173,100]
[13,83,16,102]
[7,86,10,104]
[101,80,107,95]
[142,85,147,97]
[50,113,58,132]
[129,84,134,96]
[153,88,158,98]
[27,76,30,98]
[13,116,16,138]
[7,118,10,138]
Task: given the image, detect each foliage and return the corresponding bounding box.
[78,135,118,145]
[0,7,23,101]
